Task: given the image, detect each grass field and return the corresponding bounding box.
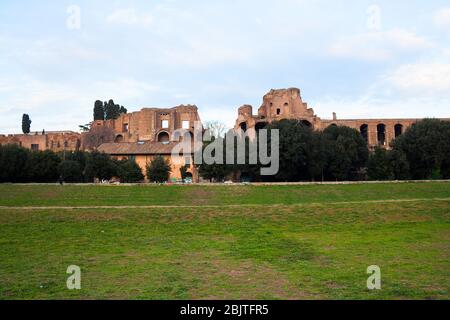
[0,182,449,300]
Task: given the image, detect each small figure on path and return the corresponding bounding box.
[58,175,64,186]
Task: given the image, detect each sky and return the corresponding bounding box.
[0,0,449,133]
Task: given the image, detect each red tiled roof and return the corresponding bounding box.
[98,141,195,155]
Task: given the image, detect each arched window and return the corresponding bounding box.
[115,135,124,143]
[377,124,386,146]
[360,124,369,143]
[239,122,247,132]
[394,124,403,138]
[157,132,170,143]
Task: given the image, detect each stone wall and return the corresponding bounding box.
[0,131,82,152]
[94,105,201,144]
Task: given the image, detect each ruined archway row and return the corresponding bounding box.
[320,120,415,149]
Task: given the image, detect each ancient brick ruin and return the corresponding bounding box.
[234,88,431,149]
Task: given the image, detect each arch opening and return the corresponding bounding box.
[360,124,368,144]
[394,124,403,138]
[115,135,124,143]
[377,124,386,146]
[157,131,170,144]
[300,120,312,128]
[239,122,247,132]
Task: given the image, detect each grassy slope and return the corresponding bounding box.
[0,182,449,300]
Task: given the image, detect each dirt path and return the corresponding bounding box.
[0,197,448,210]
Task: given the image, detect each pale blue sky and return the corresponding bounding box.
[0,0,449,133]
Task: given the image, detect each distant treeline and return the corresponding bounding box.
[199,119,450,182]
[0,148,143,183]
[1,119,449,183]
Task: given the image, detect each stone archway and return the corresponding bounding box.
[115,135,124,143]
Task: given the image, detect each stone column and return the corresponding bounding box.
[368,124,377,148]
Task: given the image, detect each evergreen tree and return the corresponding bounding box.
[0,145,31,182]
[116,159,144,183]
[58,160,84,183]
[367,148,394,181]
[146,156,171,183]
[392,119,450,179]
[105,99,121,120]
[22,114,32,134]
[84,151,117,181]
[265,120,314,182]
[28,150,61,182]
[119,106,128,114]
[93,100,105,121]
[322,125,368,181]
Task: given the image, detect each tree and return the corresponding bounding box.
[205,121,227,139]
[84,151,117,181]
[82,125,115,150]
[198,137,232,182]
[93,100,105,121]
[105,99,121,120]
[146,155,171,183]
[58,160,84,183]
[392,119,450,179]
[28,150,61,182]
[265,120,314,182]
[22,114,32,134]
[116,159,144,183]
[367,148,394,181]
[388,149,410,180]
[0,144,31,182]
[119,106,128,114]
[322,125,368,181]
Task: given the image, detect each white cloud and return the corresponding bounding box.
[434,7,450,28]
[106,8,153,26]
[384,63,450,94]
[329,28,434,61]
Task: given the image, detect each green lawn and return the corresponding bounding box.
[0,182,449,299]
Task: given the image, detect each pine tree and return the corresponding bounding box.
[22,114,32,134]
[93,100,105,120]
[146,156,171,183]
